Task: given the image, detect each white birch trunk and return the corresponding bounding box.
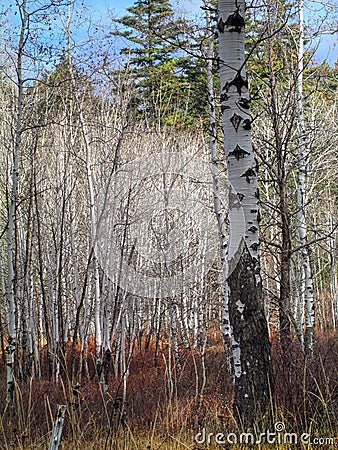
[121,318,126,399]
[62,3,103,369]
[218,0,272,424]
[296,0,314,357]
[169,300,181,370]
[5,0,28,402]
[329,210,337,330]
[203,0,230,360]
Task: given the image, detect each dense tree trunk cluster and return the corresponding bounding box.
[0,0,337,432]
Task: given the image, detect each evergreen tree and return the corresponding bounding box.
[114,0,208,126]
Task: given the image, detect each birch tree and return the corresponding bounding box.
[296,0,314,357]
[217,0,273,424]
[203,0,231,362]
[4,0,29,403]
[58,0,105,377]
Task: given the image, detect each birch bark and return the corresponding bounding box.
[218,0,273,423]
[296,0,314,357]
[203,0,230,357]
[61,0,103,372]
[5,0,28,402]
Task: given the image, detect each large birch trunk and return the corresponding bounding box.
[218,0,273,424]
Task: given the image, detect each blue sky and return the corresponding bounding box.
[93,0,201,12]
[86,0,203,18]
[1,0,336,65]
[85,0,336,65]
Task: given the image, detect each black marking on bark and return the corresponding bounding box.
[224,8,245,32]
[220,91,230,114]
[229,190,240,208]
[221,104,230,113]
[237,193,245,201]
[254,188,259,199]
[226,72,248,95]
[243,119,251,130]
[257,211,261,223]
[229,145,250,161]
[248,225,258,233]
[241,168,256,182]
[230,113,242,131]
[217,17,225,33]
[220,91,229,102]
[250,242,259,251]
[250,209,258,214]
[238,97,250,109]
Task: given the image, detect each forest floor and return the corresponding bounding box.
[0,331,338,449]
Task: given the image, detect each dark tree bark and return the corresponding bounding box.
[218,0,273,426]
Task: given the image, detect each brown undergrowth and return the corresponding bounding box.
[0,332,337,449]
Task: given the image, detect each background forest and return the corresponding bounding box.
[0,0,337,448]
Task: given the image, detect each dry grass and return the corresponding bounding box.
[0,333,337,449]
